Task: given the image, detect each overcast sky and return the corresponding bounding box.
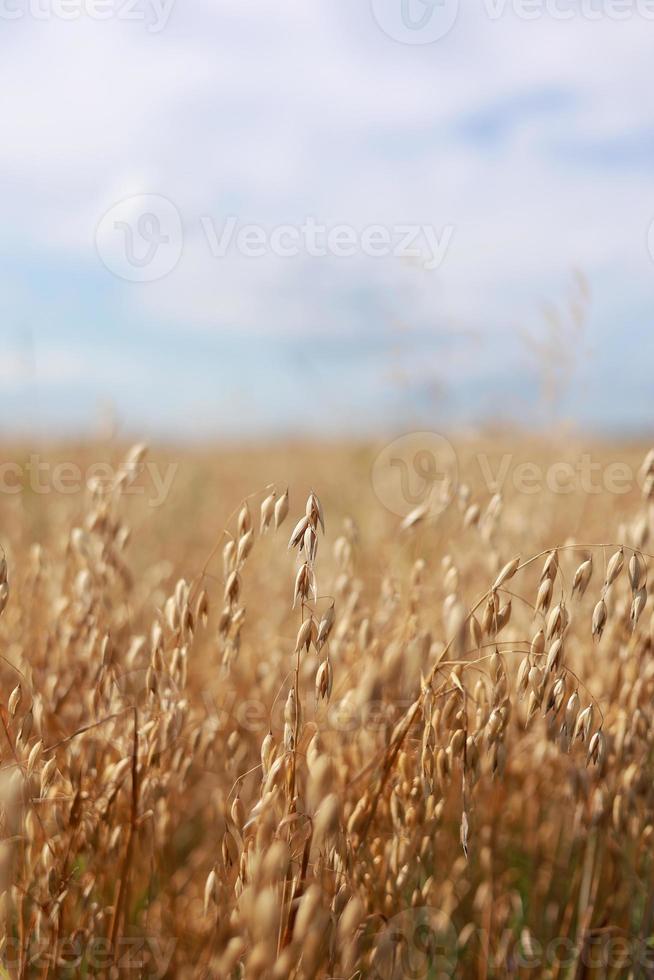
[1,0,653,439]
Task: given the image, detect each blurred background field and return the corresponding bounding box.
[1,433,650,553]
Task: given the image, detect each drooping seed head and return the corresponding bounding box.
[260,489,276,534]
[274,489,289,530]
[628,553,646,593]
[631,587,647,630]
[605,547,624,589]
[493,555,521,591]
[316,603,335,650]
[564,692,580,733]
[315,658,333,702]
[592,598,607,640]
[541,550,559,583]
[572,557,593,599]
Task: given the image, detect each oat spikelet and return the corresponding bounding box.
[572,556,593,599]
[604,547,624,589]
[275,489,289,529]
[592,598,607,640]
[493,556,521,591]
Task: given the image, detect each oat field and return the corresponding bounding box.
[1,436,653,978]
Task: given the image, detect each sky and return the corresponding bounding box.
[1,0,653,440]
